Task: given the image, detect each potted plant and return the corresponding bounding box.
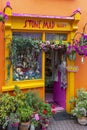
[29,101,52,130]
[27,95,55,130]
[37,101,55,129]
[70,88,87,125]
[0,93,16,130]
[16,105,33,130]
[5,113,20,130]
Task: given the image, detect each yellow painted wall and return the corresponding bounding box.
[0,22,5,92]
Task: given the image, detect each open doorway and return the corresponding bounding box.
[45,48,67,112]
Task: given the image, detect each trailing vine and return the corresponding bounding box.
[6,36,68,81]
[6,37,42,80]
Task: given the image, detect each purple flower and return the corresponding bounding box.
[35,114,39,121]
[3,14,8,20]
[11,122,19,127]
[0,12,8,21]
[51,44,55,49]
[45,41,50,45]
[0,12,3,15]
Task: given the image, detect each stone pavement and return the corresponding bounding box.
[47,117,87,130]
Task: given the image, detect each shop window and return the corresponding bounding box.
[13,32,42,40]
[45,33,67,41]
[12,32,42,81]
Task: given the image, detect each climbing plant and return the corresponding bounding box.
[6,36,68,81]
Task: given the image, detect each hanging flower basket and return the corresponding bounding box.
[66,45,76,61]
[75,23,87,56]
[75,45,87,56]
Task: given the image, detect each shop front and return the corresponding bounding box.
[1,3,81,112]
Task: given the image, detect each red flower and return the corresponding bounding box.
[52,110,56,114]
[51,105,56,109]
[43,109,47,114]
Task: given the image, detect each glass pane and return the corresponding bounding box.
[59,34,67,40]
[13,32,42,40]
[45,33,56,41]
[46,33,67,41]
[12,32,42,81]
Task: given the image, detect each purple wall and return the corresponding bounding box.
[53,71,66,108]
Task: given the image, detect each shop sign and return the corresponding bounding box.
[66,65,79,72]
[24,19,68,29]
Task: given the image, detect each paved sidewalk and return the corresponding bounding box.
[47,118,87,130]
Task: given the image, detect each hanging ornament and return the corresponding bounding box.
[81,56,85,64]
[30,124,35,130]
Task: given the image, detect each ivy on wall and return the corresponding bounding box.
[6,37,68,81]
[7,35,87,81]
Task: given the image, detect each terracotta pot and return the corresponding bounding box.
[77,116,87,125]
[19,121,30,130]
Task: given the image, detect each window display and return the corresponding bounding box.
[12,32,42,81]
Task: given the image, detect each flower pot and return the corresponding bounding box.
[77,117,87,125]
[0,125,7,130]
[7,123,19,130]
[19,121,30,130]
[35,124,42,130]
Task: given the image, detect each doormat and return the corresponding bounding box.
[53,111,74,121]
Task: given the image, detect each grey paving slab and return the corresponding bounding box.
[47,118,87,130]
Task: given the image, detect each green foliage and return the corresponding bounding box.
[45,76,53,87]
[2,113,20,129]
[6,37,41,80]
[0,86,53,128]
[70,88,87,118]
[13,86,26,107]
[0,13,7,22]
[25,91,41,111]
[16,105,33,122]
[0,93,16,128]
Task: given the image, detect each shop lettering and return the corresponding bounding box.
[24,19,67,29]
[24,20,41,28]
[57,23,66,28]
[43,21,55,29]
[24,19,55,29]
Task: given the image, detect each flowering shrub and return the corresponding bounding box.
[66,33,87,60]
[1,86,55,129]
[66,44,76,60]
[0,12,8,22]
[39,40,67,51]
[2,113,20,129]
[30,101,56,129]
[70,88,87,118]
